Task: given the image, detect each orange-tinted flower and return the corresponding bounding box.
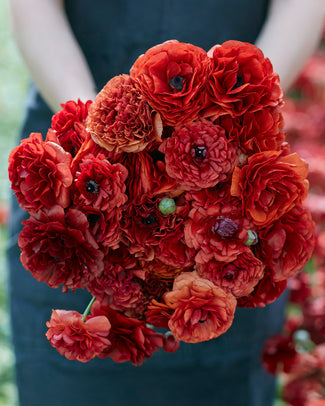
[161,119,238,190]
[207,40,283,116]
[86,74,161,153]
[197,251,264,298]
[8,132,73,212]
[164,271,237,343]
[231,151,309,227]
[46,309,111,362]
[130,40,212,126]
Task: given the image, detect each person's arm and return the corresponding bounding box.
[255,0,325,93]
[9,0,97,113]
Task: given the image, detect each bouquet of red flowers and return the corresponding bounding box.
[8,40,315,365]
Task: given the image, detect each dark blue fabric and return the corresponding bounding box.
[7,1,288,405]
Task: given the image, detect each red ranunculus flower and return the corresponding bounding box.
[46,309,111,362]
[231,150,309,227]
[86,74,162,153]
[18,206,104,292]
[237,273,287,308]
[283,378,324,406]
[206,40,283,116]
[145,299,174,329]
[74,153,128,212]
[91,301,164,366]
[164,271,237,343]
[122,193,189,261]
[160,119,238,190]
[8,132,73,212]
[256,205,315,281]
[261,334,298,375]
[87,262,145,315]
[51,99,92,156]
[120,151,178,202]
[130,40,212,126]
[184,198,252,263]
[196,251,264,298]
[213,107,286,155]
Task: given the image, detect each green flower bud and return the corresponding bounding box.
[159,198,176,215]
[244,230,258,246]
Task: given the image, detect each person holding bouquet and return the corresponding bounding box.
[7,0,325,405]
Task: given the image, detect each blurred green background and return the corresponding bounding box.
[0,0,28,404]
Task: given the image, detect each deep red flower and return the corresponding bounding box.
[163,332,180,353]
[18,206,104,292]
[237,273,287,308]
[86,74,162,153]
[231,150,309,227]
[213,107,286,155]
[46,309,111,362]
[255,205,315,281]
[160,119,238,190]
[130,40,212,126]
[184,198,252,263]
[164,271,237,343]
[8,132,73,212]
[51,99,92,156]
[121,193,189,261]
[87,262,145,316]
[91,301,164,366]
[196,251,264,298]
[206,40,283,116]
[74,153,128,212]
[261,334,298,375]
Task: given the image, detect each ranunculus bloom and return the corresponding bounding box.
[51,99,92,156]
[206,40,283,116]
[283,378,324,406]
[196,251,264,298]
[184,198,252,263]
[237,273,287,308]
[46,309,111,362]
[87,262,145,315]
[261,334,298,374]
[8,132,73,212]
[231,151,309,227]
[213,107,286,155]
[160,119,238,190]
[256,205,315,281]
[18,206,104,292]
[74,153,128,212]
[164,271,237,343]
[130,40,212,126]
[91,301,164,366]
[86,74,162,153]
[122,193,189,261]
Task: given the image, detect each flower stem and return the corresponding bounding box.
[82,296,96,322]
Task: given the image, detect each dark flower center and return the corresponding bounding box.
[231,75,244,90]
[169,76,184,91]
[141,215,158,225]
[85,180,99,194]
[211,217,238,239]
[194,145,207,160]
[87,213,101,223]
[223,264,237,280]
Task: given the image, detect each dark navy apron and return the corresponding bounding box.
[8,1,287,405]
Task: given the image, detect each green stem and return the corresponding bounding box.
[82,296,96,322]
